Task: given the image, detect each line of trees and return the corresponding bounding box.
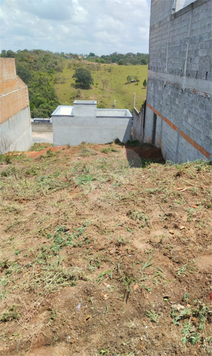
[66,52,149,65]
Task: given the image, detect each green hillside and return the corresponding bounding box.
[54,60,148,111]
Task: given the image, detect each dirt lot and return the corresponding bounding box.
[0,143,212,356]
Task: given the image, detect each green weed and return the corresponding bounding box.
[101,147,118,154]
[140,255,153,271]
[115,237,129,246]
[50,308,57,320]
[127,210,148,227]
[181,321,200,345]
[171,300,210,345]
[145,310,160,323]
[76,174,95,185]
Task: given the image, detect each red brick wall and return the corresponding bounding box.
[0,58,29,125]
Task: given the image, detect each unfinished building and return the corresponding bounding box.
[0,58,32,153]
[144,0,212,162]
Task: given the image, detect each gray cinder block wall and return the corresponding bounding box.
[144,0,212,163]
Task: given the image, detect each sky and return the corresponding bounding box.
[0,0,151,55]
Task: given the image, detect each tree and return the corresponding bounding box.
[16,65,32,84]
[143,79,147,88]
[126,75,132,83]
[72,68,94,89]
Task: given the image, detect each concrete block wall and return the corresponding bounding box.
[150,0,175,27]
[0,58,32,153]
[144,0,212,163]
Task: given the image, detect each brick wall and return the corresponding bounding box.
[144,0,212,163]
[0,58,32,153]
[0,58,29,125]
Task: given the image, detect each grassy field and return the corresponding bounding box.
[54,61,148,111]
[0,143,212,356]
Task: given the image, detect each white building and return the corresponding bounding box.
[51,100,132,146]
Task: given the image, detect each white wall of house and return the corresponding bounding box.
[52,101,132,146]
[176,0,196,11]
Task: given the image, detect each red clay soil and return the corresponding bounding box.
[23,144,164,161]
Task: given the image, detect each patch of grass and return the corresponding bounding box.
[40,223,90,259]
[1,166,19,177]
[141,158,153,168]
[140,255,153,271]
[0,306,21,322]
[146,186,165,195]
[115,237,129,246]
[120,273,137,293]
[50,308,57,321]
[99,348,110,355]
[80,147,91,157]
[125,139,141,146]
[45,149,57,157]
[30,143,53,151]
[171,300,210,345]
[177,260,196,277]
[181,321,201,345]
[32,266,88,292]
[76,174,95,185]
[101,147,118,154]
[3,155,12,164]
[127,210,148,227]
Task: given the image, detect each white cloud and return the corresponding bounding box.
[0,0,150,54]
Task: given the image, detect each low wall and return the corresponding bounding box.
[132,107,144,142]
[31,122,52,132]
[0,107,32,153]
[52,116,132,146]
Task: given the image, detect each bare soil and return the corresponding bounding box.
[0,143,211,356]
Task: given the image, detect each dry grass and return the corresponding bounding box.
[0,145,212,356]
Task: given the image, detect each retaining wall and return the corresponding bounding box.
[0,107,32,153]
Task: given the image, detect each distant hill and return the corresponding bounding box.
[55,60,148,111]
[1,50,148,117]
